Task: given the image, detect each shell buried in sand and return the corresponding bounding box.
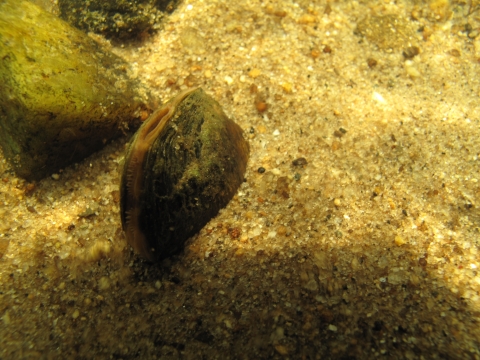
[120,88,249,262]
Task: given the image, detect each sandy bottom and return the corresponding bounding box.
[1,1,480,359]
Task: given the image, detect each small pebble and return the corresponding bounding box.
[331,141,341,151]
[333,130,344,138]
[229,227,241,239]
[311,49,321,59]
[297,14,316,24]
[257,167,266,174]
[405,61,421,78]
[72,309,80,319]
[282,82,292,93]
[468,29,479,39]
[292,157,308,166]
[256,101,268,113]
[367,58,377,68]
[276,176,290,199]
[51,173,60,180]
[447,49,461,57]
[372,91,386,104]
[248,68,261,78]
[395,235,406,246]
[402,46,420,59]
[98,276,110,290]
[275,344,289,355]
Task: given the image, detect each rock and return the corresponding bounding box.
[0,0,148,180]
[355,15,418,51]
[58,0,181,41]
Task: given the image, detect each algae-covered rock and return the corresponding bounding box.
[0,0,148,180]
[355,15,418,51]
[58,0,181,41]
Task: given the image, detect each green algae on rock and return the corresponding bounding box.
[355,15,418,51]
[120,88,249,262]
[58,0,181,42]
[0,0,148,181]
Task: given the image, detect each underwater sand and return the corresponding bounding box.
[1,1,480,359]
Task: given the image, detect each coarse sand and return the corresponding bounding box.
[1,1,480,359]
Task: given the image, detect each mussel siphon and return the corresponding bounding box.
[120,88,249,262]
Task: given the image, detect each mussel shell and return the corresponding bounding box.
[120,88,249,261]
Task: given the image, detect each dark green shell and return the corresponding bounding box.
[120,88,249,261]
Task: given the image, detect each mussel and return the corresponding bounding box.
[120,88,249,262]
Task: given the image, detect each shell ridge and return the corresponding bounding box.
[125,206,154,262]
[121,87,198,261]
[143,106,173,146]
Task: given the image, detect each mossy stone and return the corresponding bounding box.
[0,0,147,180]
[356,15,418,51]
[58,0,181,41]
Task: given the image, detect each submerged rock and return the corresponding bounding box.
[0,0,148,181]
[355,15,418,51]
[58,0,182,42]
